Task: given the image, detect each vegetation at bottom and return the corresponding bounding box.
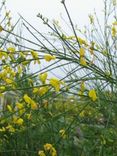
[0,0,117,155]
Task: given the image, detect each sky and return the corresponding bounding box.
[6,0,103,30]
[6,0,104,77]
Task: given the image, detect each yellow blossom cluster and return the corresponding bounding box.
[13,117,24,125]
[88,89,97,101]
[49,78,63,92]
[31,50,40,64]
[78,81,85,96]
[39,72,48,84]
[33,86,49,96]
[23,94,38,110]
[44,54,56,62]
[38,143,57,156]
[79,48,87,66]
[59,129,67,139]
[112,24,117,37]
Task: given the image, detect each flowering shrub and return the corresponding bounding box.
[0,0,117,155]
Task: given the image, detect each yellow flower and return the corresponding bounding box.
[112,26,117,37]
[7,47,15,53]
[59,129,67,139]
[6,125,15,133]
[0,86,5,91]
[33,88,39,94]
[16,102,24,110]
[39,72,48,84]
[23,94,31,104]
[30,101,38,110]
[79,48,85,57]
[44,54,56,62]
[31,50,38,59]
[16,103,25,115]
[15,118,24,125]
[31,50,40,64]
[51,147,57,156]
[89,89,97,101]
[89,42,95,55]
[64,36,88,46]
[38,150,46,156]
[38,87,48,96]
[19,108,25,115]
[80,57,87,66]
[0,127,6,132]
[77,37,88,46]
[43,143,57,155]
[80,81,85,92]
[78,81,85,96]
[23,94,37,110]
[44,143,53,151]
[10,70,16,77]
[7,105,12,112]
[50,78,61,92]
[79,110,85,117]
[5,78,13,84]
[0,51,8,59]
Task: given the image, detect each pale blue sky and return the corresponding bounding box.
[7,0,103,30]
[6,0,104,77]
